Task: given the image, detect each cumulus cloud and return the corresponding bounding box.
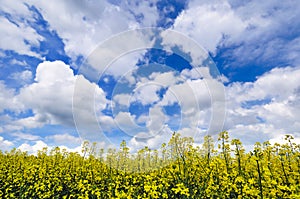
[18,140,47,154]
[113,94,132,107]
[132,84,161,105]
[147,105,168,134]
[128,125,173,152]
[149,71,180,87]
[172,1,246,55]
[225,66,300,144]
[17,140,83,155]
[18,61,78,127]
[14,61,110,137]
[113,111,150,137]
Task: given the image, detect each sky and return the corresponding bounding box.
[0,0,300,154]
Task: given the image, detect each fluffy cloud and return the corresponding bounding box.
[82,29,155,82]
[231,1,300,66]
[113,94,132,107]
[0,81,22,113]
[132,84,161,105]
[113,111,145,136]
[112,64,226,147]
[146,105,168,134]
[26,0,159,60]
[269,134,300,146]
[0,136,14,151]
[17,139,83,155]
[128,125,173,152]
[46,133,81,145]
[149,71,180,87]
[225,66,300,144]
[15,61,110,136]
[105,51,144,80]
[18,61,78,127]
[172,1,246,55]
[0,1,43,57]
[171,0,300,68]
[159,78,212,126]
[18,140,47,154]
[160,29,209,66]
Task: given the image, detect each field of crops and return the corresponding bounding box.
[0,131,299,198]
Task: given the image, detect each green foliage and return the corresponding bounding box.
[0,131,299,198]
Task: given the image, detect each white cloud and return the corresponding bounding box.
[17,140,83,155]
[160,29,209,66]
[26,0,113,58]
[27,0,158,61]
[18,61,77,127]
[109,66,226,150]
[12,132,41,141]
[160,77,225,135]
[113,93,132,106]
[1,0,31,16]
[149,71,180,87]
[83,29,155,81]
[132,83,161,105]
[230,1,300,66]
[14,114,48,129]
[269,134,300,146]
[128,125,173,152]
[181,67,210,80]
[0,3,43,57]
[105,51,143,79]
[46,133,81,145]
[10,59,28,66]
[0,136,14,151]
[97,115,115,132]
[0,81,22,113]
[171,1,246,55]
[119,0,159,27]
[15,61,110,134]
[9,70,33,84]
[146,105,168,134]
[170,0,300,68]
[160,79,210,117]
[18,140,48,155]
[0,0,160,67]
[113,111,145,136]
[225,66,300,144]
[247,67,300,100]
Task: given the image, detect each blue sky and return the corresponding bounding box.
[0,0,300,153]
